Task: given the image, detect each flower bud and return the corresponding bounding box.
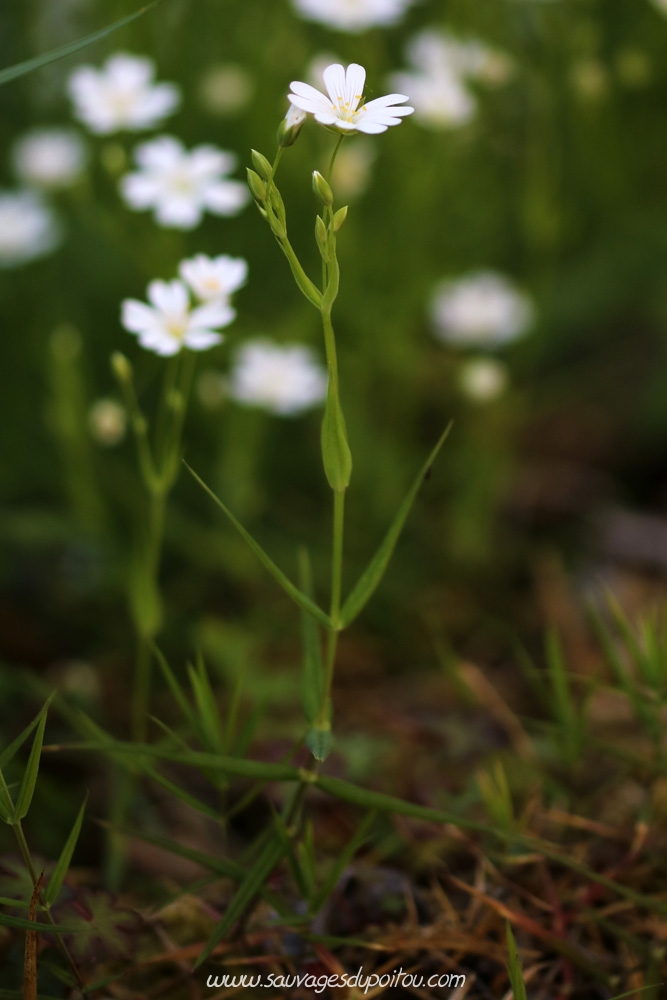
[250,149,273,181]
[246,167,267,202]
[111,351,133,384]
[315,215,329,260]
[333,205,348,232]
[277,105,307,147]
[312,170,333,207]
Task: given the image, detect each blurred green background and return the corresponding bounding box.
[3,0,667,816]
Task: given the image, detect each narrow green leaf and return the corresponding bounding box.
[0,2,163,87]
[194,836,286,967]
[505,923,528,1000]
[189,653,223,753]
[152,642,199,735]
[0,912,82,934]
[65,739,301,782]
[310,810,375,914]
[14,699,51,820]
[137,763,222,822]
[298,548,323,724]
[185,462,332,628]
[45,794,88,906]
[339,423,452,628]
[0,693,55,771]
[99,823,245,880]
[0,779,14,824]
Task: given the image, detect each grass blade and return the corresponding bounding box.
[505,922,528,1000]
[14,700,51,820]
[152,643,199,735]
[45,795,88,906]
[0,1,163,86]
[185,462,332,628]
[193,835,286,967]
[0,693,55,771]
[339,423,451,628]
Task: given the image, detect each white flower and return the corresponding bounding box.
[291,0,416,32]
[179,254,248,302]
[0,190,61,268]
[651,0,667,12]
[229,339,328,416]
[88,399,127,446]
[389,30,510,129]
[67,53,180,134]
[11,128,88,189]
[120,136,249,229]
[289,63,413,135]
[121,279,235,356]
[430,272,534,347]
[459,357,509,403]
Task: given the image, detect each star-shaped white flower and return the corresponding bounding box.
[121,279,234,356]
[288,63,413,135]
[67,53,180,135]
[120,136,249,229]
[178,254,248,303]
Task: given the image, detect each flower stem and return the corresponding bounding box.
[327,135,345,184]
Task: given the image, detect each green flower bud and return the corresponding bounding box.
[312,170,334,207]
[250,149,273,181]
[278,105,307,147]
[321,385,352,492]
[111,351,133,384]
[333,205,348,232]
[315,215,329,259]
[246,167,267,203]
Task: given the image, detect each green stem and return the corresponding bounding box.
[317,489,345,729]
[327,135,345,185]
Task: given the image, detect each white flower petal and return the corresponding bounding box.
[323,63,347,104]
[183,330,223,351]
[203,180,250,216]
[147,278,189,314]
[121,298,158,333]
[344,63,366,108]
[190,300,236,329]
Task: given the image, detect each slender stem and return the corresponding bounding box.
[268,147,284,189]
[327,135,345,185]
[12,819,84,988]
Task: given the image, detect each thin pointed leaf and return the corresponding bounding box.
[185,462,332,628]
[14,700,51,820]
[0,1,163,86]
[0,781,14,824]
[310,810,375,913]
[505,922,528,1000]
[189,653,223,753]
[45,794,88,906]
[0,693,55,771]
[99,823,245,880]
[339,423,452,628]
[0,912,82,934]
[152,643,199,734]
[194,836,286,967]
[64,739,301,782]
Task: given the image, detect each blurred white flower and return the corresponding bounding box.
[0,190,61,268]
[12,128,88,189]
[198,64,254,115]
[459,357,509,403]
[650,0,667,14]
[88,398,127,446]
[430,272,533,347]
[68,53,180,134]
[390,30,511,129]
[120,136,249,229]
[291,0,416,31]
[121,279,235,356]
[289,63,413,135]
[229,339,328,416]
[179,254,248,303]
